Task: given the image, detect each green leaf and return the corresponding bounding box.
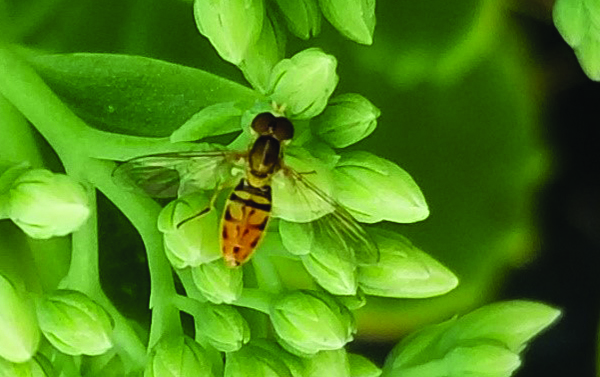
[554,0,600,80]
[27,53,260,137]
[170,101,245,143]
[333,151,429,224]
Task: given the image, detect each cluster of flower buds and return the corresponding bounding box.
[193,0,376,91]
[0,272,114,376]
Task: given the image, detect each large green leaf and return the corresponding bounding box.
[27,53,261,137]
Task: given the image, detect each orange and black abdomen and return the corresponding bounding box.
[221,179,272,267]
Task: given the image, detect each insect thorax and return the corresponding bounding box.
[247,135,281,187]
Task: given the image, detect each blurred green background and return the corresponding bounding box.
[2,0,597,376]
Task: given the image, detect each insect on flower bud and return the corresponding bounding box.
[270,290,355,356]
[193,0,264,65]
[268,48,339,119]
[7,168,90,239]
[311,93,380,148]
[191,259,243,304]
[158,193,221,269]
[35,290,113,356]
[0,274,40,363]
[194,303,250,352]
[145,336,215,377]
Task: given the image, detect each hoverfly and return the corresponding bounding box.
[114,112,378,267]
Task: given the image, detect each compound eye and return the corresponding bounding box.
[273,117,294,141]
[251,112,275,135]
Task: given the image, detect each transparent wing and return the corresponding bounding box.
[113,150,246,198]
[282,168,380,265]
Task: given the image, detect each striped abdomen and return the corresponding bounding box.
[221,179,271,267]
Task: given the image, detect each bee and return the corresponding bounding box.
[114,112,378,267]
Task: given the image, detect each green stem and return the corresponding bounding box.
[57,171,146,367]
[0,94,45,167]
[232,288,275,314]
[60,181,100,293]
[172,294,204,318]
[0,45,182,349]
[84,158,182,347]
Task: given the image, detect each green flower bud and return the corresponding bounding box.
[170,102,244,143]
[348,353,381,377]
[382,301,560,377]
[336,290,366,311]
[7,169,90,239]
[0,354,56,377]
[268,48,338,119]
[333,151,429,223]
[311,93,380,148]
[279,219,312,256]
[36,290,113,356]
[443,344,521,377]
[193,0,264,65]
[0,163,30,219]
[439,301,562,353]
[145,336,214,377]
[554,0,600,80]
[303,348,351,377]
[358,229,458,298]
[270,290,355,356]
[280,219,357,295]
[392,343,521,377]
[224,340,303,377]
[0,274,40,363]
[191,259,243,304]
[158,193,221,269]
[240,14,286,94]
[194,303,250,352]
[300,232,357,296]
[273,0,321,39]
[319,0,375,45]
